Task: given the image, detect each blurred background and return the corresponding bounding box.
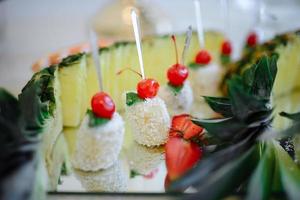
[0,0,300,95]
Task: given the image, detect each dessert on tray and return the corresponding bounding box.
[159,34,193,116]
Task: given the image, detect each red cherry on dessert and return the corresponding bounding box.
[195,50,212,65]
[247,32,257,47]
[137,78,160,99]
[221,40,232,55]
[91,92,115,119]
[167,64,189,86]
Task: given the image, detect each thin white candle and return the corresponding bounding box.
[181,26,193,65]
[194,0,205,49]
[131,9,145,79]
[89,29,103,91]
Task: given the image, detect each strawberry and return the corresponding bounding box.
[164,174,171,190]
[165,136,203,181]
[169,114,204,139]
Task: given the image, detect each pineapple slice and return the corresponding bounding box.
[94,31,224,111]
[58,53,88,127]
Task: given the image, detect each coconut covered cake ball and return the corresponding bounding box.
[127,141,164,175]
[159,79,193,116]
[189,50,225,102]
[72,92,124,171]
[74,159,129,192]
[125,78,170,147]
[159,35,194,116]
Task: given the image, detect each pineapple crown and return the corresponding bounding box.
[193,54,278,143]
[168,55,279,195]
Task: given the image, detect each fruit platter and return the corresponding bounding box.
[1,3,300,200]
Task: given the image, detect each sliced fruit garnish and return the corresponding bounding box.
[165,137,203,181]
[169,114,204,140]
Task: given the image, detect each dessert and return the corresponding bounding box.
[125,78,170,146]
[74,159,129,192]
[159,35,193,116]
[189,50,225,101]
[72,92,124,171]
[127,142,164,175]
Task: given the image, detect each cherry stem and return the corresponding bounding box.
[171,35,179,64]
[116,67,143,79]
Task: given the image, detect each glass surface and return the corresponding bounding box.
[1,0,300,197]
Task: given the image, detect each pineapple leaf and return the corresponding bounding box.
[203,96,232,117]
[228,77,269,121]
[246,142,275,200]
[0,88,39,200]
[249,55,278,99]
[280,111,300,121]
[273,141,300,200]
[192,117,245,141]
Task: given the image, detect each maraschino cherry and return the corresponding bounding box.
[137,78,159,99]
[91,92,115,119]
[117,68,160,99]
[167,35,189,87]
[247,32,258,47]
[195,49,211,65]
[221,40,232,56]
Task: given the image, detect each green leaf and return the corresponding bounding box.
[0,88,21,124]
[167,83,183,95]
[221,54,231,65]
[246,142,275,200]
[126,92,144,106]
[0,88,40,200]
[188,62,204,70]
[130,170,141,178]
[192,117,245,141]
[280,111,300,121]
[249,55,278,99]
[203,96,233,117]
[188,62,198,69]
[228,77,269,121]
[273,141,300,200]
[87,110,110,127]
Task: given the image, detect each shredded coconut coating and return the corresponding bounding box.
[189,63,225,102]
[127,142,164,175]
[158,81,193,116]
[72,112,124,171]
[74,159,128,192]
[125,97,170,147]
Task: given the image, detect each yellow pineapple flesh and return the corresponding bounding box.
[58,53,88,127]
